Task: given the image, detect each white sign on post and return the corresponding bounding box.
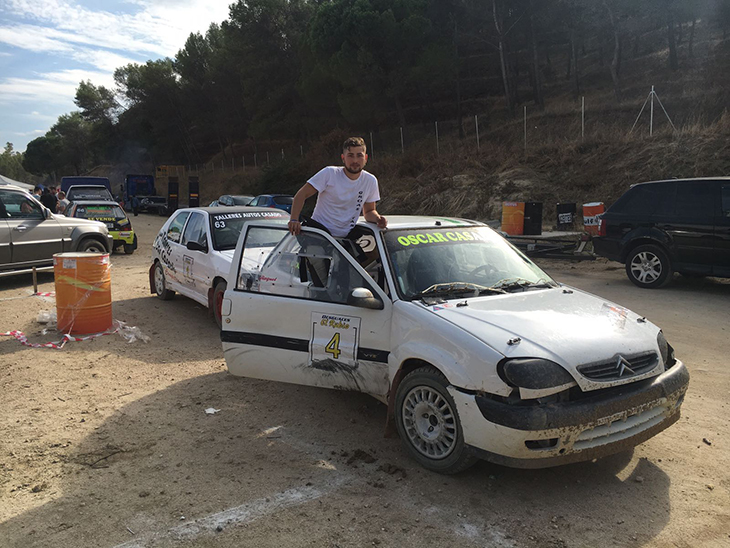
[310,312,361,366]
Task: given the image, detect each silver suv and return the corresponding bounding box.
[0,184,113,274]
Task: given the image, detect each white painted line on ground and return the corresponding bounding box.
[112,480,344,548]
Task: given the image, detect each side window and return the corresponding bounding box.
[181,212,207,247]
[167,212,190,243]
[0,191,43,219]
[615,184,676,216]
[649,183,676,217]
[237,227,378,305]
[674,181,714,222]
[721,185,730,219]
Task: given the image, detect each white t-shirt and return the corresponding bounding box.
[308,166,380,237]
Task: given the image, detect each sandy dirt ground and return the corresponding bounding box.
[1,215,729,548]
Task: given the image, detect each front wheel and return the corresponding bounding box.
[625,244,672,289]
[154,262,175,300]
[395,367,477,474]
[213,280,227,328]
[78,239,107,253]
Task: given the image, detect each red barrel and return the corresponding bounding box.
[582,202,605,235]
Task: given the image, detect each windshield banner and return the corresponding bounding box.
[392,229,488,247]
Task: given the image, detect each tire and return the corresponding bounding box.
[213,280,227,328]
[78,239,107,253]
[124,234,137,255]
[394,366,477,474]
[153,262,175,300]
[625,244,672,289]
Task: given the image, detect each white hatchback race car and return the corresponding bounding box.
[149,206,288,326]
[220,216,689,473]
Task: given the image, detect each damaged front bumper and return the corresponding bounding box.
[448,361,689,469]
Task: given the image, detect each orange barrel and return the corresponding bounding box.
[501,202,525,235]
[582,202,605,235]
[53,253,112,334]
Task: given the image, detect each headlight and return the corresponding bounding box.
[657,331,675,369]
[498,358,574,389]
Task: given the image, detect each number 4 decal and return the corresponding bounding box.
[310,312,361,366]
[325,332,342,359]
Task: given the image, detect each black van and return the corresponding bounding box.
[593,178,730,288]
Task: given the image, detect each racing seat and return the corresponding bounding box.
[405,246,450,295]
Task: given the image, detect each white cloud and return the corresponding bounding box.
[0,0,232,152]
[0,24,76,53]
[14,129,46,136]
[2,0,231,58]
[0,69,114,105]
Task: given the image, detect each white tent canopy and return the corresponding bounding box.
[0,173,34,191]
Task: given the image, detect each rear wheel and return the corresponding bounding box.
[124,234,137,254]
[625,244,672,289]
[395,367,477,474]
[154,262,175,300]
[213,280,227,328]
[78,239,107,253]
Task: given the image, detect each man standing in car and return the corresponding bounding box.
[288,137,387,237]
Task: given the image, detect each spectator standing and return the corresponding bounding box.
[40,187,58,213]
[57,191,70,214]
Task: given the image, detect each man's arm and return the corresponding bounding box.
[363,202,387,229]
[288,182,318,235]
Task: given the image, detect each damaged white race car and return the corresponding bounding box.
[221,216,689,474]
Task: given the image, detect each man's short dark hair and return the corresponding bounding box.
[34,186,42,193]
[343,137,366,153]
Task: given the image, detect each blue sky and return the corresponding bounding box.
[0,0,232,153]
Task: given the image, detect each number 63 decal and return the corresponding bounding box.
[310,313,361,366]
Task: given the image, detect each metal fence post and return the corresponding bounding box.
[281,148,284,159]
[475,115,480,151]
[300,145,303,157]
[254,154,257,168]
[266,151,270,165]
[523,106,527,152]
[435,121,439,156]
[650,85,655,136]
[369,131,374,159]
[400,127,404,154]
[242,156,245,172]
[581,96,585,140]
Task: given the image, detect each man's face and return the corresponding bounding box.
[342,145,367,175]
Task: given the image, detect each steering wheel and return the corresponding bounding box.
[467,264,497,279]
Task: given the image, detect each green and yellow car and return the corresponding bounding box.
[67,201,138,254]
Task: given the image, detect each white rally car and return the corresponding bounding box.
[149,206,288,326]
[220,216,689,473]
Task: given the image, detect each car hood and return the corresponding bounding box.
[423,287,660,373]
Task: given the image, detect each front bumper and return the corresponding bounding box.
[449,361,689,468]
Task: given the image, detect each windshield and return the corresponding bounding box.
[232,196,254,205]
[73,204,126,220]
[210,210,288,250]
[383,226,555,300]
[68,187,114,201]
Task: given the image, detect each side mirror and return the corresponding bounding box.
[186,241,208,252]
[347,287,383,310]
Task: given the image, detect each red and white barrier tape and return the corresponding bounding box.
[1,325,119,349]
[0,291,55,302]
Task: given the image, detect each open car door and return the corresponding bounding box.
[221,223,391,399]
